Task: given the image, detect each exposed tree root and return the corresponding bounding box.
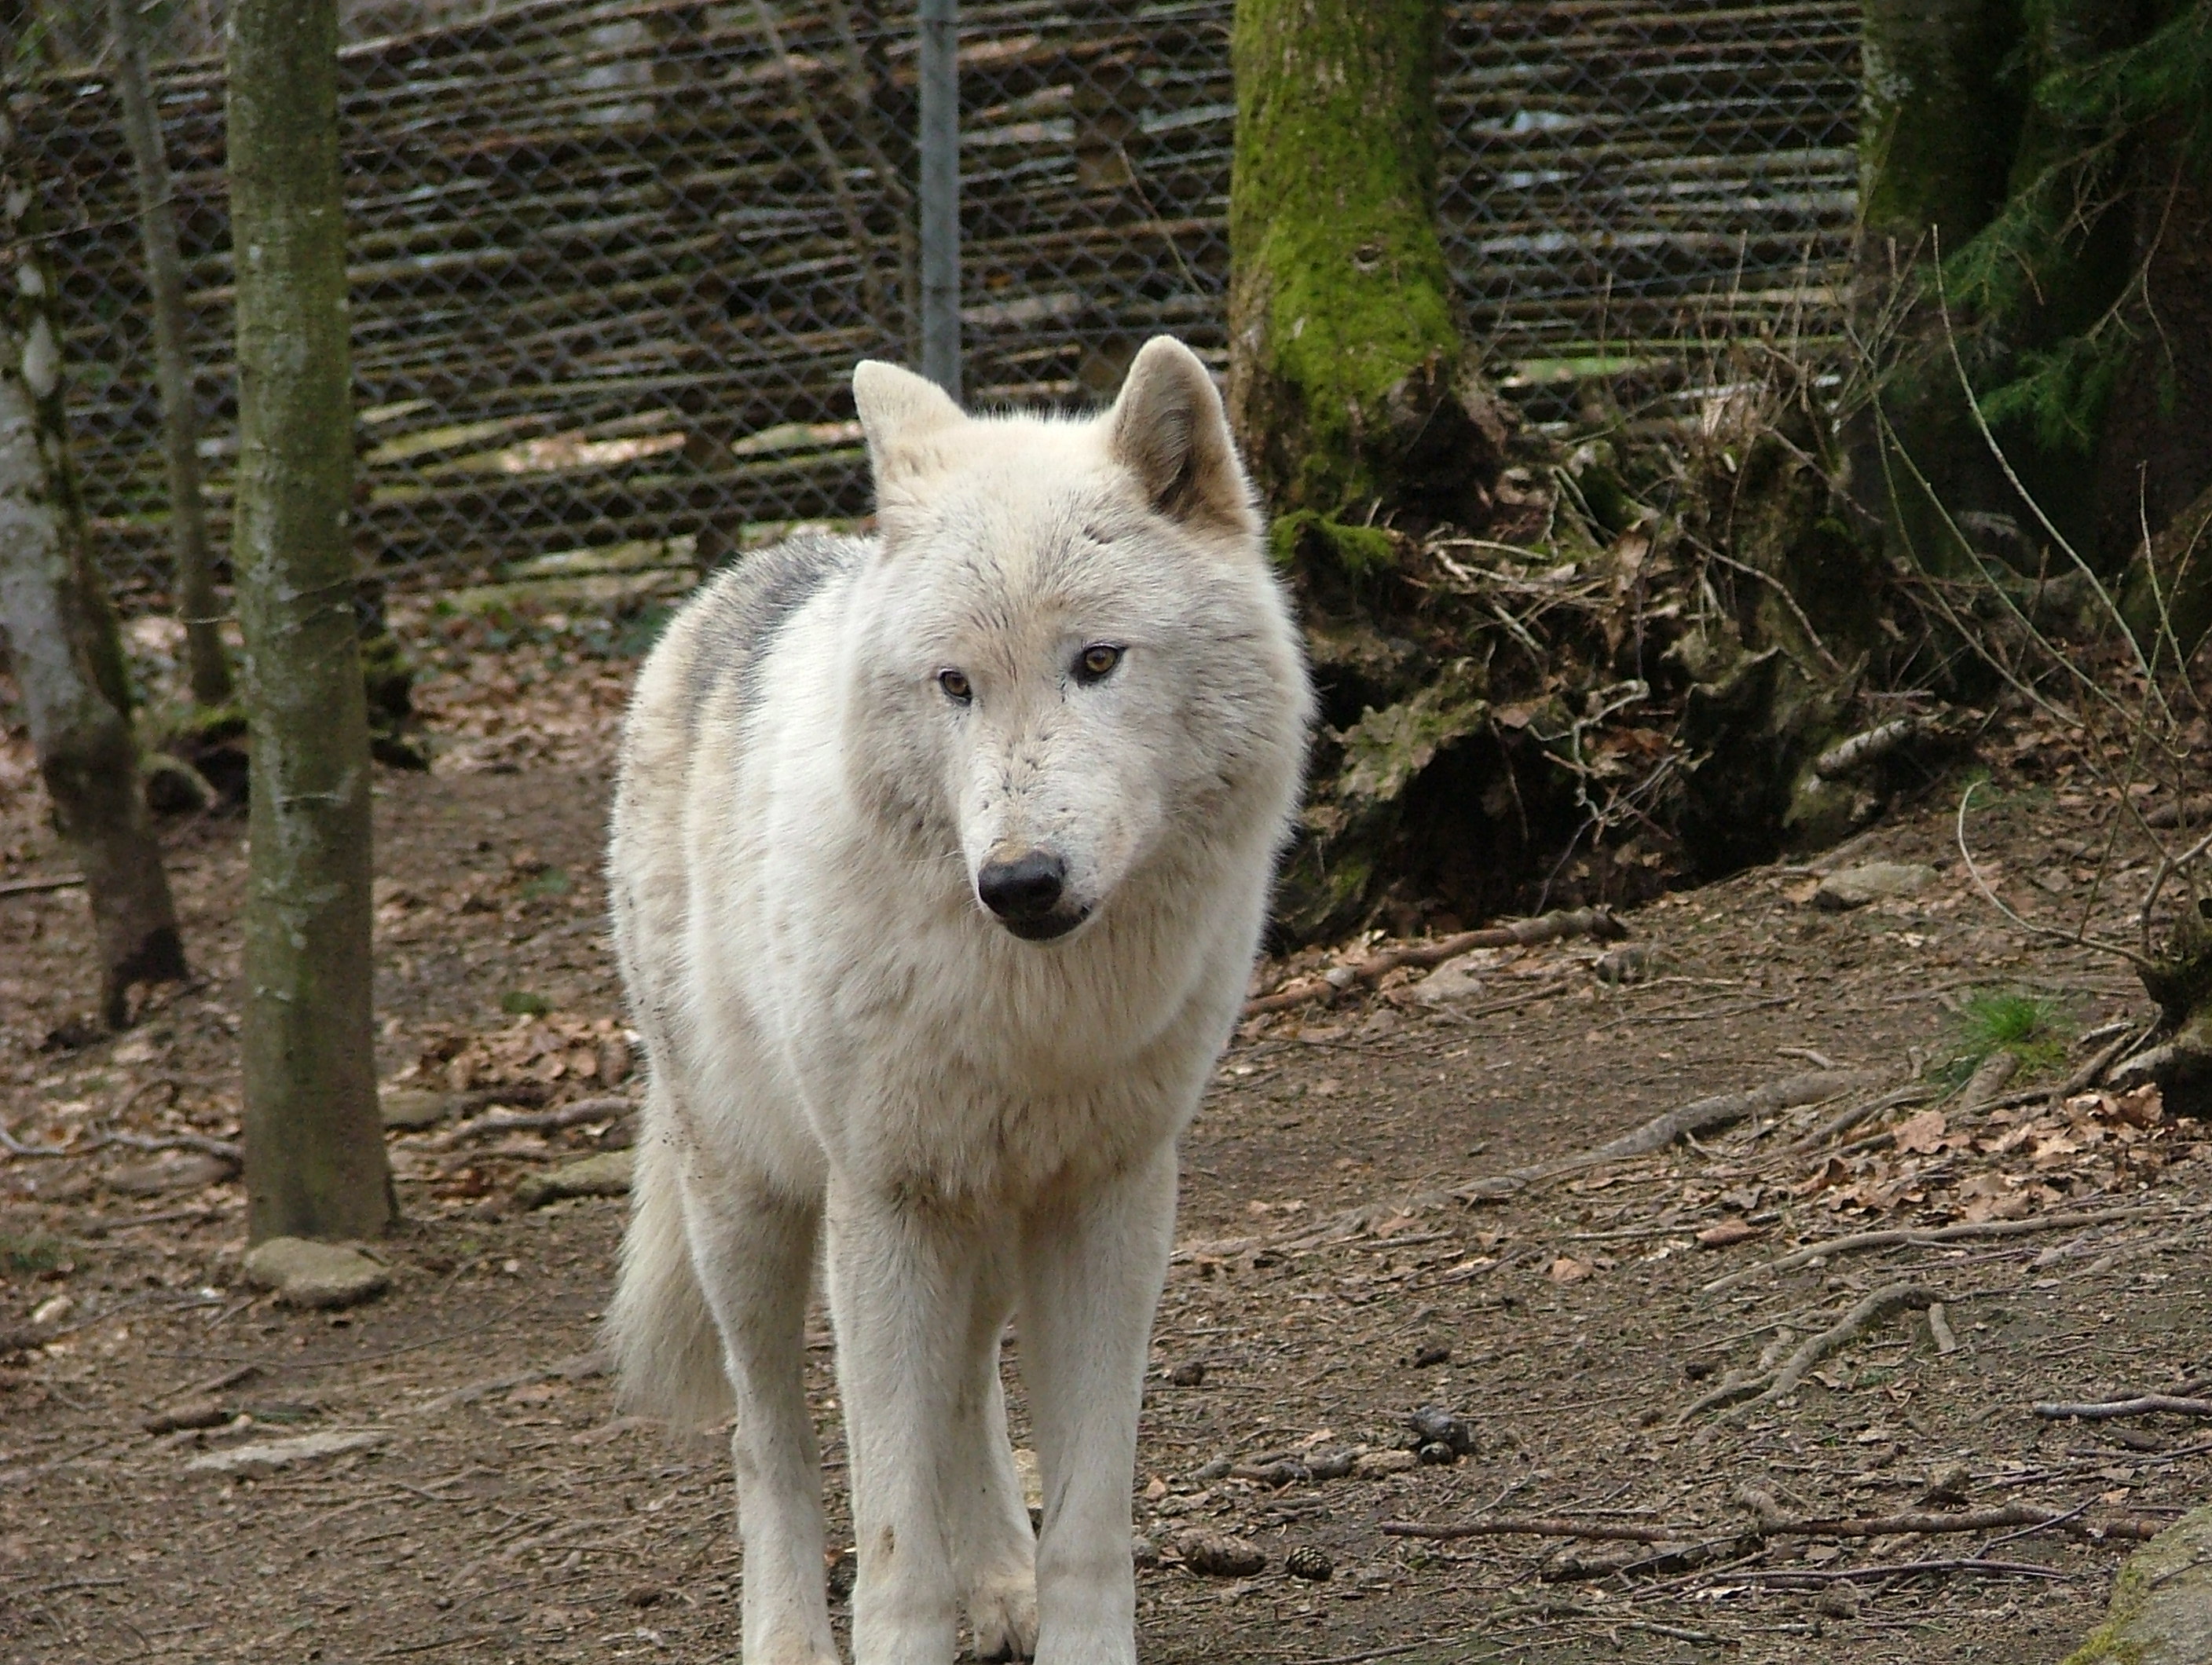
[2033,1393,2212,1422]
[1686,1282,1939,1427]
[1701,1204,2186,1296]
[1732,1488,2163,1544]
[1242,906,1626,1018]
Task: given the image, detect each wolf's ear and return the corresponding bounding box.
[854,360,964,500]
[1105,337,1258,541]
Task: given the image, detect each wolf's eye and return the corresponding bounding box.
[937,668,972,704]
[1075,644,1122,684]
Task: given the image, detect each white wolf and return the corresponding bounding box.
[604,335,1312,1665]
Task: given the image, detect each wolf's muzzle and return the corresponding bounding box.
[978,851,1087,941]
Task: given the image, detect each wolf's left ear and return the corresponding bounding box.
[854,360,964,497]
[1106,337,1258,541]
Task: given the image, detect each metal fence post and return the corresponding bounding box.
[917,0,960,399]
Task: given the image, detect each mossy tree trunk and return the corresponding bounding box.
[110,0,231,708]
[0,124,186,1028]
[1852,0,2029,574]
[1226,0,1500,555]
[229,0,393,1242]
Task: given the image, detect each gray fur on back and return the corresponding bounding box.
[676,529,868,734]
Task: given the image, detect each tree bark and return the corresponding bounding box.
[1851,0,2028,575]
[1225,0,1499,551]
[109,0,231,708]
[228,0,394,1242]
[0,122,186,1028]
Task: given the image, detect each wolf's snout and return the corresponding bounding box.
[977,851,1086,940]
[979,851,1064,918]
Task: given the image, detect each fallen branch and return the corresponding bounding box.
[1785,1082,1932,1154]
[1456,1069,1884,1202]
[1701,1205,2180,1296]
[1689,1283,1938,1425]
[98,1128,242,1164]
[0,873,84,898]
[1242,906,1625,1018]
[1708,1557,2067,1586]
[2033,1394,2212,1422]
[1734,1488,2160,1544]
[1955,1049,2019,1114]
[430,1096,635,1147]
[1813,716,1932,780]
[1381,1516,1694,1546]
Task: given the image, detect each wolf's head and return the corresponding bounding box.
[845,337,1309,945]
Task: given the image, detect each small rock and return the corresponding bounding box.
[1917,1462,1972,1509]
[106,1152,234,1197]
[1409,1343,1452,1368]
[1412,950,1504,1005]
[624,1583,665,1608]
[1814,861,1937,911]
[380,1089,463,1130]
[30,1293,74,1327]
[1408,1405,1478,1455]
[1175,1528,1266,1579]
[515,1149,633,1209]
[1814,1582,1862,1619]
[1591,943,1657,986]
[1353,1449,1417,1477]
[1167,1359,1207,1387]
[185,1429,386,1477]
[241,1239,390,1310]
[1284,1546,1334,1582]
[143,1396,231,1435]
[1131,1535,1160,1570]
[1415,1440,1458,1466]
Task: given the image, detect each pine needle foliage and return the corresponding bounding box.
[1943,2,2212,453]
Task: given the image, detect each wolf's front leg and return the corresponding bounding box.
[685,1184,838,1665]
[826,1179,980,1665]
[1016,1145,1177,1665]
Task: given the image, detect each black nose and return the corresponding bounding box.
[978,851,1066,922]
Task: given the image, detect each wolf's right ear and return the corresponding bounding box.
[853,360,964,501]
[1106,336,1258,543]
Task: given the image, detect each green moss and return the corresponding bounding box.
[1229,0,1467,521]
[1269,511,1399,577]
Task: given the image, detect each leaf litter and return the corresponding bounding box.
[1,617,2210,1661]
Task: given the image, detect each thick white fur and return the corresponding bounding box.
[604,336,1313,1665]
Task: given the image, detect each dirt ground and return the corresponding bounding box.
[3,618,2210,1664]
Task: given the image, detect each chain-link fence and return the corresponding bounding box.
[11,0,1858,607]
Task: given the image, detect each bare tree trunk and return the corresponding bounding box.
[0,122,186,1028]
[1226,0,1500,560]
[109,0,231,708]
[229,0,393,1242]
[1850,0,2027,573]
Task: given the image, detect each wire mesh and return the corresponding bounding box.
[10,0,1857,606]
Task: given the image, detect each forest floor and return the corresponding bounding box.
[3,613,2209,1665]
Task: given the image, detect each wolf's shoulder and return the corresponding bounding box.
[643,529,870,718]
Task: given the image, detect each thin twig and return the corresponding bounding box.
[1701,1204,2182,1295]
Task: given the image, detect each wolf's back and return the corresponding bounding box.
[602,531,864,1428]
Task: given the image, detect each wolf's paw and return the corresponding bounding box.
[966,1570,1039,1661]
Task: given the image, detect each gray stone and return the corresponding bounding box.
[242,1238,390,1309]
[185,1429,386,1477]
[380,1089,463,1130]
[1814,861,1938,910]
[515,1148,633,1209]
[2064,1502,2212,1664]
[1412,947,1509,1004]
[105,1151,234,1196]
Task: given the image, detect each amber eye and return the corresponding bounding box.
[938,668,972,704]
[1075,644,1122,684]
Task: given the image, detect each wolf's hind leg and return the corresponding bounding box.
[686,1180,837,1665]
[950,1305,1038,1661]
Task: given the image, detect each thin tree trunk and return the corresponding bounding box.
[1225,0,1500,554]
[228,0,393,1242]
[1851,0,2027,574]
[0,124,186,1028]
[109,0,231,708]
